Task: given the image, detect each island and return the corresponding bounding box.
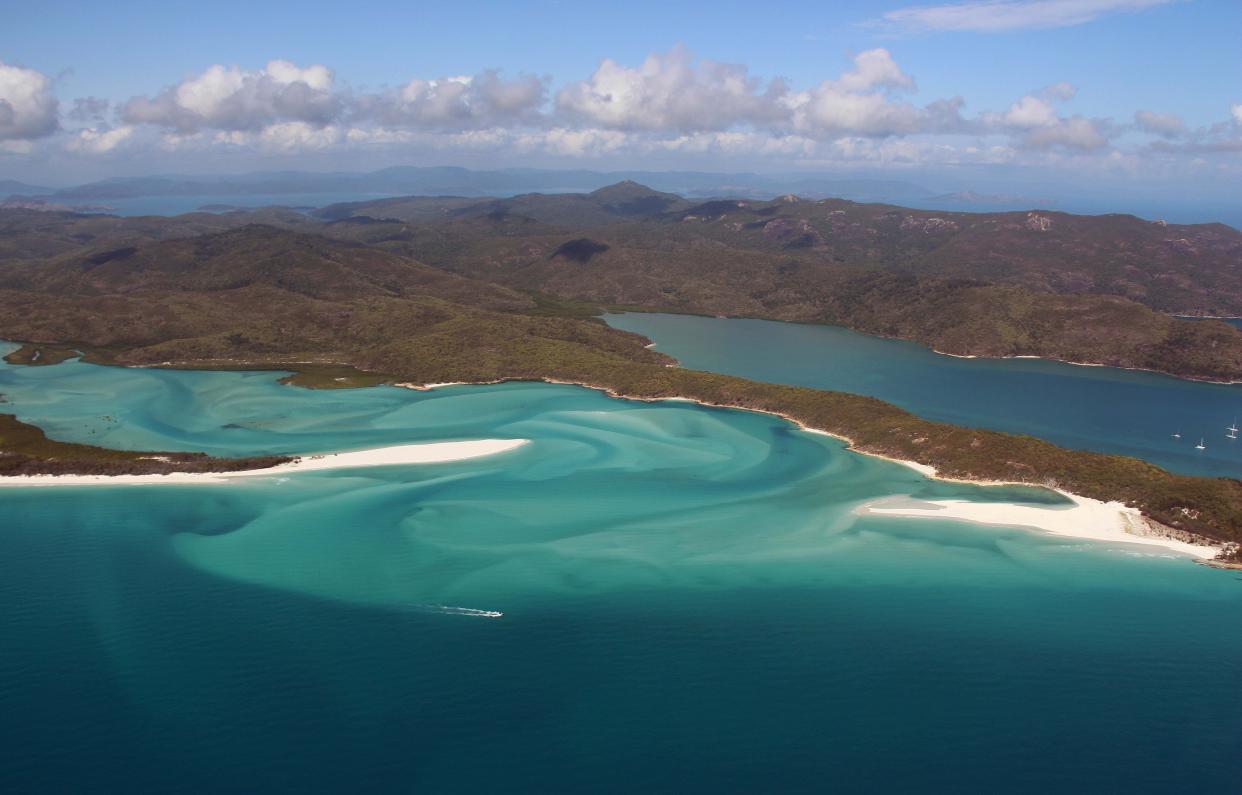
[1,195,1240,563]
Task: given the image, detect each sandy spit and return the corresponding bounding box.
[0,440,529,487]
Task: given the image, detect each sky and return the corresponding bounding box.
[1,0,1240,202]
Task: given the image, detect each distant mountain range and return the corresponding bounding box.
[0,180,54,199]
[5,166,943,205]
[8,166,1242,228]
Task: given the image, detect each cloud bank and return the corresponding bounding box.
[1,45,1238,180]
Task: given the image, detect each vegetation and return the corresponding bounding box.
[310,191,1242,382]
[5,186,1242,380]
[3,343,78,366]
[0,414,290,476]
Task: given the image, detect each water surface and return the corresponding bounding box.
[606,312,1242,478]
[1,350,1239,793]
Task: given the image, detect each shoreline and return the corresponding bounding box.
[604,313,1242,385]
[930,348,1242,385]
[856,493,1218,559]
[0,357,1227,560]
[395,381,470,390]
[0,439,528,487]
[400,379,1222,560]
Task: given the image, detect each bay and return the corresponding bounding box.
[605,312,1242,478]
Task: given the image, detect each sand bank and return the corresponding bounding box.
[0,439,528,487]
[396,381,470,391]
[856,492,1218,559]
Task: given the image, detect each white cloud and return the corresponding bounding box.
[835,49,915,92]
[123,60,342,132]
[355,70,546,129]
[65,125,134,154]
[998,95,1059,128]
[788,50,964,138]
[10,48,1231,175]
[1134,110,1185,137]
[790,88,926,136]
[556,46,788,131]
[875,0,1176,33]
[0,60,59,140]
[1038,81,1077,101]
[554,47,946,139]
[655,131,819,157]
[524,127,630,156]
[980,85,1110,151]
[1022,116,1110,150]
[1144,106,1242,156]
[209,121,345,152]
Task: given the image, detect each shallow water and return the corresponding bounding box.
[606,312,1242,478]
[1,350,1240,792]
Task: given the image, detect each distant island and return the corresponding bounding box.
[0,198,115,213]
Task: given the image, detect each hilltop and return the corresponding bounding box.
[314,184,1242,381]
[0,224,669,378]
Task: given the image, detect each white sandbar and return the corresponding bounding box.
[395,382,470,390]
[0,439,529,487]
[857,492,1218,559]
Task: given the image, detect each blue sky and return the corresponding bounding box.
[2,0,1240,200]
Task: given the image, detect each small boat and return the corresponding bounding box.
[1228,418,1239,438]
[1195,438,1206,450]
[1172,430,1181,439]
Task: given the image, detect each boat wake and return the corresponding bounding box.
[427,604,504,618]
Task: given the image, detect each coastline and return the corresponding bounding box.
[397,380,1223,561]
[0,439,528,487]
[0,357,1227,560]
[856,493,1218,559]
[609,311,1242,384]
[930,347,1242,385]
[395,381,470,390]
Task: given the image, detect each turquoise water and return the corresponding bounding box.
[1,351,1240,792]
[606,312,1242,478]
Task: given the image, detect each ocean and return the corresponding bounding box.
[1,349,1240,791]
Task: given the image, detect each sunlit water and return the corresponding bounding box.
[1,347,1239,793]
[606,312,1242,478]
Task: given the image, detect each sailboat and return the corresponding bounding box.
[1195,438,1206,450]
[1227,418,1238,439]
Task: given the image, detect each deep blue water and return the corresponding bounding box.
[1,349,1240,793]
[605,312,1242,479]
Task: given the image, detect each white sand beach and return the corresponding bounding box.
[396,381,471,390]
[857,492,1218,559]
[0,439,529,487]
